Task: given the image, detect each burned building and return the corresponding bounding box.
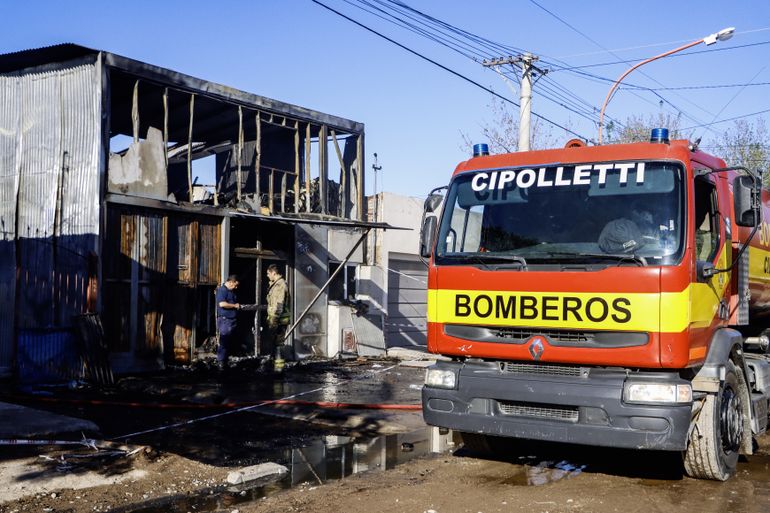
[0,44,386,380]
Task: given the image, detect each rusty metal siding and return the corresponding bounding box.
[136,213,165,354]
[137,213,166,278]
[198,220,221,285]
[0,74,20,374]
[105,209,166,355]
[0,64,100,377]
[174,218,192,284]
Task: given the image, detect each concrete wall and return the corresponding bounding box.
[367,192,428,349]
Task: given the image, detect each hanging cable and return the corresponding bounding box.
[312,0,590,141]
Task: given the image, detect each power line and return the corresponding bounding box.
[339,0,630,135]
[359,0,610,126]
[550,40,770,72]
[343,0,489,61]
[698,65,768,141]
[622,81,770,92]
[357,0,623,128]
[528,0,717,126]
[554,27,770,59]
[680,107,770,131]
[311,0,590,141]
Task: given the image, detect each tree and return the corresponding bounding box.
[460,96,564,154]
[606,112,683,144]
[710,118,770,184]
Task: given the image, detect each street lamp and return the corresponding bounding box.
[597,27,735,144]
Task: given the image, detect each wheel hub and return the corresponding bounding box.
[720,386,743,453]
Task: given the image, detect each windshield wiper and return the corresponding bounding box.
[443,253,528,270]
[540,251,647,267]
[468,254,528,269]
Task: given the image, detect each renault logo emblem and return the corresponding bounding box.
[529,337,545,361]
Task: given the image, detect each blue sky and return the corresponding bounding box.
[2,1,769,197]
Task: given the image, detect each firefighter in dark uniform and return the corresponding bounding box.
[216,274,241,369]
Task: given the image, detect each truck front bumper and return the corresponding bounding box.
[422,360,692,451]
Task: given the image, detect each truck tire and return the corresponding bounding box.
[684,360,744,481]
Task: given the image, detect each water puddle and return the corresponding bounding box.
[502,458,587,486]
[119,427,452,513]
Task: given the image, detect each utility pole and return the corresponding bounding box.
[371,153,382,264]
[483,53,547,152]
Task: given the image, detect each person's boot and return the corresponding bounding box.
[274,347,285,372]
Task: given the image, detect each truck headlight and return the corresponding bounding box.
[623,382,692,404]
[425,367,457,389]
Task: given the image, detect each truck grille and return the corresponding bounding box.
[500,362,583,377]
[494,327,590,342]
[443,324,648,348]
[497,400,579,422]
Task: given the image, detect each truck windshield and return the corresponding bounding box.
[435,161,684,266]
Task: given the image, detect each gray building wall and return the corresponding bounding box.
[363,192,427,349]
[0,63,102,376]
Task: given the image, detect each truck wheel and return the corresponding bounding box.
[684,360,743,481]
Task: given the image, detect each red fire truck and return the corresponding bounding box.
[420,129,769,480]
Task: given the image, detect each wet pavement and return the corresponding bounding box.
[112,427,451,513]
[8,358,770,512]
[1,358,426,467]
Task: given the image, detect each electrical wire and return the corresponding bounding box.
[555,26,770,59]
[622,81,770,92]
[680,107,770,131]
[697,65,768,141]
[528,0,717,128]
[355,0,633,131]
[361,0,612,127]
[551,40,770,72]
[312,0,591,141]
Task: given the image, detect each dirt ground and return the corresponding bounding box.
[1,446,228,512]
[243,434,770,513]
[0,358,427,512]
[8,432,770,513]
[4,360,770,513]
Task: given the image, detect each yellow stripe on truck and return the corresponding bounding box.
[428,285,721,333]
[749,245,770,285]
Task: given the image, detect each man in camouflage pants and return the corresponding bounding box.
[265,264,291,362]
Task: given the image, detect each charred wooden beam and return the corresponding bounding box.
[357,134,364,221]
[236,106,243,202]
[305,123,311,213]
[330,130,346,217]
[255,112,262,210]
[268,168,274,213]
[318,124,328,215]
[187,93,195,202]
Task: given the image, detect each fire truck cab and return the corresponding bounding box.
[420,130,770,480]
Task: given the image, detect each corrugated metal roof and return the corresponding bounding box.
[0,44,364,134]
[0,43,97,74]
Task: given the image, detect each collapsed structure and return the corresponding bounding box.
[0,44,391,379]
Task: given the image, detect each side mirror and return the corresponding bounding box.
[734,175,759,227]
[424,194,444,214]
[420,216,437,258]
